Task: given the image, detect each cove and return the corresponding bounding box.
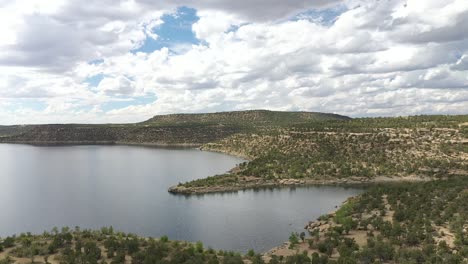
[0,144,363,253]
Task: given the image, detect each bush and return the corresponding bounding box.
[222,254,243,264]
[2,237,15,248]
[289,233,299,249]
[196,241,204,253]
[0,256,13,264]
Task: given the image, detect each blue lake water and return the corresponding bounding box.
[0,144,362,253]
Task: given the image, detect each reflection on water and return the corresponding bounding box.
[0,144,363,253]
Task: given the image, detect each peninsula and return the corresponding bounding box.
[3,110,466,194]
[1,110,467,263]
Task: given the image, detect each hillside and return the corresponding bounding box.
[143,110,350,126]
[171,115,468,193]
[265,176,468,263]
[1,112,468,264]
[0,110,349,145]
[1,111,468,194]
[0,124,242,146]
[0,125,32,138]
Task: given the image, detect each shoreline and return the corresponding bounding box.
[0,141,454,253]
[263,197,349,256]
[0,141,464,260]
[0,140,203,148]
[262,192,377,260]
[168,175,435,195]
[200,146,253,160]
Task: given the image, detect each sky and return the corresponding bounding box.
[0,0,468,124]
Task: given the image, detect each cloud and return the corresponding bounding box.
[391,1,468,44]
[1,0,468,125]
[140,0,341,21]
[0,0,165,72]
[0,0,341,72]
[98,76,137,96]
[192,11,242,43]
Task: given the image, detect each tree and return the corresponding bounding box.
[111,249,126,264]
[2,237,15,248]
[285,253,311,264]
[29,244,37,264]
[84,241,101,263]
[300,232,306,242]
[75,239,82,253]
[222,254,243,264]
[308,239,314,249]
[359,247,375,264]
[126,238,139,255]
[311,252,320,264]
[107,247,114,258]
[374,240,394,262]
[269,255,281,264]
[196,241,204,253]
[252,254,265,264]
[289,233,299,249]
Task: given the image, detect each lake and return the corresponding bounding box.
[0,144,363,253]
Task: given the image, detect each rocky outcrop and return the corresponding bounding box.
[278,179,305,185]
[305,220,331,233]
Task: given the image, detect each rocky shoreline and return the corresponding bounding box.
[263,197,353,258]
[167,175,433,195]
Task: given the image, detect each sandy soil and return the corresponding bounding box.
[434,226,456,248]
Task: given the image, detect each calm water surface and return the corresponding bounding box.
[0,144,363,253]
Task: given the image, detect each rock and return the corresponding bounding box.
[168,185,189,194]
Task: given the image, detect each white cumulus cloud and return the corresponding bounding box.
[0,0,468,124]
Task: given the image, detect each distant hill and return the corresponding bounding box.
[0,110,350,145]
[143,110,350,126]
[0,125,32,137]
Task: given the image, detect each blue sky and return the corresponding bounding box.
[293,4,347,26]
[1,0,468,124]
[11,99,47,112]
[133,7,201,54]
[85,73,105,87]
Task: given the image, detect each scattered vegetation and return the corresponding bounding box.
[0,110,348,145]
[265,176,468,263]
[1,111,467,263]
[0,227,248,264]
[230,120,465,178]
[178,114,468,192]
[4,175,466,264]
